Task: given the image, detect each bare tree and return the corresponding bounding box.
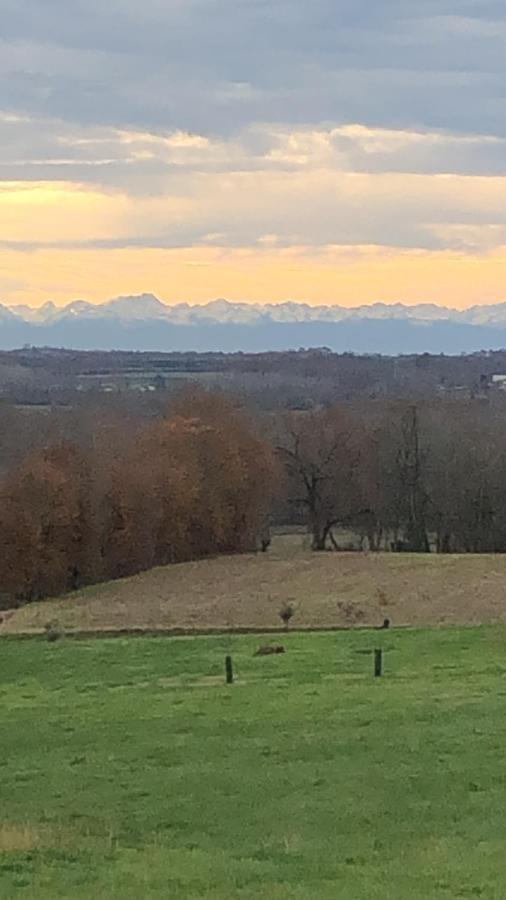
[396,407,430,552]
[276,406,362,550]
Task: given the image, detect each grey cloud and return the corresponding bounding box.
[3,165,506,254]
[2,0,506,136]
[2,116,506,191]
[2,0,506,255]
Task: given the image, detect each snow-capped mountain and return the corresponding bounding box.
[6,294,506,326]
[3,294,506,353]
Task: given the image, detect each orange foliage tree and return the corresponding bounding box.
[0,391,276,607]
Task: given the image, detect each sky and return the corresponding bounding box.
[1,0,506,308]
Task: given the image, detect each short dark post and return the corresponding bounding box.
[374,648,383,678]
[225,655,234,684]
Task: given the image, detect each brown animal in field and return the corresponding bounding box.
[254,644,286,657]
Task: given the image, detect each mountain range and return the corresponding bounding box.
[4,294,506,354]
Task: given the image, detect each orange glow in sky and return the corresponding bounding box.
[2,157,506,309]
[2,243,506,310]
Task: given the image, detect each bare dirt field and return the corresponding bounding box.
[3,535,506,635]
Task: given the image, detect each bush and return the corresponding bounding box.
[279,600,295,628]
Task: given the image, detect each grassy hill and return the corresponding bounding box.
[3,535,506,635]
[3,627,506,897]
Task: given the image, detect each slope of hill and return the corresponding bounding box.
[4,536,506,635]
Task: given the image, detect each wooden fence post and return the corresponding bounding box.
[225,655,234,684]
[374,648,383,678]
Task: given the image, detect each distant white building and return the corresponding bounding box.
[491,374,506,389]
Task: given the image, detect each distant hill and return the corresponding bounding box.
[3,294,506,353]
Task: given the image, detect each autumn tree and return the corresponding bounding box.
[0,390,277,608]
[0,441,95,602]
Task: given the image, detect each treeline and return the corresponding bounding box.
[275,400,506,554]
[0,392,274,608]
[3,346,506,409]
[4,387,506,609]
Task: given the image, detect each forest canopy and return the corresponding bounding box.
[0,391,275,608]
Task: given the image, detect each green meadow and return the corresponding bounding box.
[2,627,506,898]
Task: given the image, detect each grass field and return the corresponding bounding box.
[4,535,506,635]
[3,626,506,898]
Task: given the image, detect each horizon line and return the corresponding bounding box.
[5,294,506,313]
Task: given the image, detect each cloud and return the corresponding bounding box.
[2,0,506,304]
[2,1,506,135]
[2,117,506,254]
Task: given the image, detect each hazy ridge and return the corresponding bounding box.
[3,294,506,353]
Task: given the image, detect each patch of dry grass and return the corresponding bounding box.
[0,822,99,853]
[3,535,506,635]
[0,823,46,852]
